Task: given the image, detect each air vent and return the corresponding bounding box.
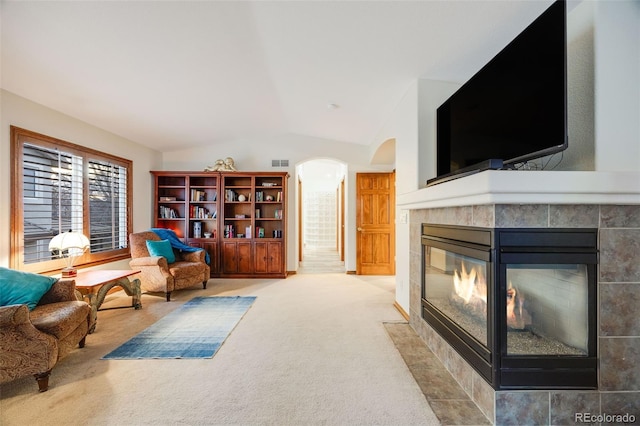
[271,159,289,167]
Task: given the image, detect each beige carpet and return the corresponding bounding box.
[298,247,346,274]
[0,273,440,426]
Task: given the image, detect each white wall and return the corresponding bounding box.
[565,0,596,171]
[370,81,418,313]
[0,90,163,268]
[594,0,640,171]
[160,134,389,272]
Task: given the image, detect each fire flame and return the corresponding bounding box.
[453,263,487,304]
[453,263,475,303]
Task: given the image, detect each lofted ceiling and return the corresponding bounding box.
[1,0,556,152]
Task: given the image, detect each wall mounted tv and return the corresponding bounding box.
[430,0,567,186]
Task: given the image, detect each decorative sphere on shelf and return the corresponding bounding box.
[238,194,246,202]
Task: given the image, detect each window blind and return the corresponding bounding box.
[22,143,83,264]
[88,159,128,253]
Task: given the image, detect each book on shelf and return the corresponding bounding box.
[274,209,283,219]
[159,206,178,218]
[160,196,177,202]
[190,189,207,201]
[190,206,210,219]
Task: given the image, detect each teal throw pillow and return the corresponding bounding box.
[146,239,176,263]
[0,267,58,311]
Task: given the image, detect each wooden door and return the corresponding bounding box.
[356,172,395,275]
[340,178,345,261]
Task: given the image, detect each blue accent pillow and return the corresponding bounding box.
[0,267,58,311]
[146,239,176,263]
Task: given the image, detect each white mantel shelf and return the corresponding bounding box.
[397,171,640,210]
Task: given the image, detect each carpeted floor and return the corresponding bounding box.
[298,246,345,274]
[1,273,441,425]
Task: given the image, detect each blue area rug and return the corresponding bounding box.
[102,296,256,359]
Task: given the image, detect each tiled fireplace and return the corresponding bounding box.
[407,203,640,424]
[421,224,598,390]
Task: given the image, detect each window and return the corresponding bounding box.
[11,126,132,273]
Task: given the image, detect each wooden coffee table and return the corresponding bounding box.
[73,269,142,333]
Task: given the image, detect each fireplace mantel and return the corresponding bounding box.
[398,171,640,209]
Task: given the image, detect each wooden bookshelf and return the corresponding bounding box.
[152,171,288,278]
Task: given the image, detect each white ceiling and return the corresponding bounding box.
[1,0,555,152]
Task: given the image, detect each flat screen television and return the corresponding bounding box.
[431,0,567,186]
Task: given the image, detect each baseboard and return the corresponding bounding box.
[346,270,356,275]
[287,271,296,276]
[393,301,410,321]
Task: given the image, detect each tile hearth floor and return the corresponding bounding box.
[385,322,492,426]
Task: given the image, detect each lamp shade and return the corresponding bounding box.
[49,230,90,255]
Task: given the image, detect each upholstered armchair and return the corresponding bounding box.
[0,278,91,392]
[129,231,210,301]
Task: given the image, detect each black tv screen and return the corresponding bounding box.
[435,0,567,182]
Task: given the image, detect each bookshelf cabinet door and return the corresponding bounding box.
[189,240,218,276]
[222,241,252,274]
[254,241,283,274]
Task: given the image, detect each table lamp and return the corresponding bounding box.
[49,230,90,277]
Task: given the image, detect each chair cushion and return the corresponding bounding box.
[146,239,176,263]
[30,301,90,341]
[168,261,207,278]
[0,267,57,311]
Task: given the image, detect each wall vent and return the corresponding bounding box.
[271,159,289,167]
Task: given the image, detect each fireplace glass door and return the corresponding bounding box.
[424,246,489,347]
[505,263,589,356]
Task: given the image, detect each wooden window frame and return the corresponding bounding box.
[10,126,132,274]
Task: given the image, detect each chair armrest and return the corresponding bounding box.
[129,256,168,268]
[38,279,77,305]
[181,250,205,263]
[0,304,58,382]
[0,304,30,327]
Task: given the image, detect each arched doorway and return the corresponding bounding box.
[296,159,346,273]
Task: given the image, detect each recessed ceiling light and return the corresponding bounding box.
[327,103,340,110]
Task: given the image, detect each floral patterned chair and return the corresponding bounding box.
[0,274,91,392]
[128,231,209,301]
